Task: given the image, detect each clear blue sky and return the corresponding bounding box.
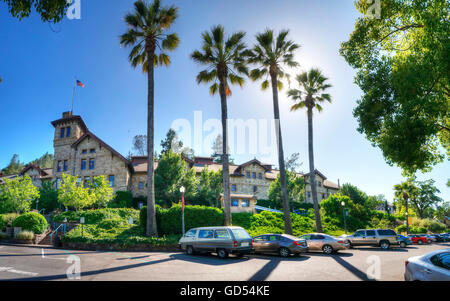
[0,0,448,203]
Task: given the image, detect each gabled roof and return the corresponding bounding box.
[19,164,50,177]
[234,158,270,175]
[303,169,327,180]
[71,131,129,164]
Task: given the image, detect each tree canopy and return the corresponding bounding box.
[340,0,450,174]
[2,0,69,23]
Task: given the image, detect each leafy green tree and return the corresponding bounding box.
[191,25,248,226]
[35,180,58,212]
[132,135,147,156]
[155,150,197,207]
[434,202,450,223]
[58,174,94,211]
[1,0,69,23]
[410,179,443,219]
[394,179,418,234]
[195,167,223,207]
[287,68,332,233]
[339,183,368,206]
[1,154,24,175]
[268,171,305,205]
[340,0,450,174]
[90,176,114,208]
[120,0,180,237]
[246,29,300,235]
[0,175,39,213]
[30,152,54,169]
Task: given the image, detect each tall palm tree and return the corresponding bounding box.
[120,0,179,236]
[191,25,248,226]
[287,68,332,233]
[246,29,300,234]
[394,179,418,234]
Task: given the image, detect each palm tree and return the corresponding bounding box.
[120,0,179,236]
[191,25,248,226]
[246,29,300,234]
[394,179,418,234]
[287,68,332,233]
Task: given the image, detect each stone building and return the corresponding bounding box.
[1,112,341,207]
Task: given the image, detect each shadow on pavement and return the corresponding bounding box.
[8,257,175,281]
[306,251,353,257]
[330,255,375,281]
[246,255,310,281]
[349,246,416,252]
[169,253,251,266]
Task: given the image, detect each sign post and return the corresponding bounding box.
[80,217,85,237]
[341,201,348,235]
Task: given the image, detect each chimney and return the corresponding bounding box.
[62,111,73,118]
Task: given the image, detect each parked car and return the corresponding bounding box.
[408,234,430,245]
[252,234,308,257]
[178,226,253,259]
[397,235,412,248]
[405,249,450,281]
[431,234,445,243]
[422,234,435,243]
[299,233,349,254]
[342,229,398,250]
[441,234,450,242]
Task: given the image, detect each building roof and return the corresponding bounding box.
[20,164,50,177]
[72,131,130,164]
[131,156,157,173]
[51,114,88,133]
[219,193,256,200]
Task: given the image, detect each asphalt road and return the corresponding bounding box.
[0,242,449,281]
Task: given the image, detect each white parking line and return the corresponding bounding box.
[0,266,38,276]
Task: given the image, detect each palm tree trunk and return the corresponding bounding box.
[405,197,410,234]
[146,49,158,237]
[270,74,292,235]
[307,106,323,233]
[219,79,232,226]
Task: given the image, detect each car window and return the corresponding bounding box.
[214,229,231,239]
[301,234,311,240]
[354,230,365,237]
[198,230,214,239]
[253,236,266,242]
[430,253,450,270]
[315,235,325,240]
[185,229,197,238]
[377,230,396,236]
[231,228,252,239]
[268,235,279,241]
[366,230,376,236]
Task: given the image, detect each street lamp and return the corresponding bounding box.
[36,200,39,211]
[341,201,347,235]
[405,211,409,234]
[180,186,186,235]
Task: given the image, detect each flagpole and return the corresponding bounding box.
[71,78,76,114]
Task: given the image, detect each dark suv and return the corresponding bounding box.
[342,229,398,250]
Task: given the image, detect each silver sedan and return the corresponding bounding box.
[405,249,450,281]
[299,233,350,254]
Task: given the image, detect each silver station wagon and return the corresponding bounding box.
[179,226,253,259]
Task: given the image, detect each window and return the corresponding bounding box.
[377,230,396,236]
[253,235,267,242]
[83,177,90,188]
[66,127,71,137]
[231,184,237,192]
[231,199,239,207]
[354,230,365,237]
[268,235,279,241]
[60,128,65,138]
[307,191,311,198]
[246,172,250,178]
[214,229,231,239]
[430,253,450,270]
[258,173,262,179]
[231,228,251,239]
[90,148,96,153]
[139,181,144,189]
[89,159,95,170]
[301,234,311,240]
[56,178,60,189]
[318,181,322,187]
[184,229,197,238]
[57,161,62,172]
[366,230,376,236]
[242,200,249,207]
[81,159,86,170]
[252,172,256,179]
[253,186,257,193]
[77,177,81,186]
[198,230,214,239]
[63,160,68,172]
[82,149,87,154]
[109,175,115,187]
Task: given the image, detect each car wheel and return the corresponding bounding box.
[400,242,407,248]
[380,240,390,250]
[418,240,423,245]
[279,247,290,257]
[348,241,353,249]
[185,245,195,255]
[217,249,229,259]
[322,245,334,255]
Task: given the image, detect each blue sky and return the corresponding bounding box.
[0,0,448,202]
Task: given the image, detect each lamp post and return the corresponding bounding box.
[36,200,39,211]
[180,186,185,235]
[405,211,409,235]
[341,201,347,235]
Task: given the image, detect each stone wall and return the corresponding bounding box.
[130,173,148,197]
[229,164,271,199]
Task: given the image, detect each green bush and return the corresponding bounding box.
[98,218,125,230]
[139,205,162,233]
[0,232,8,239]
[15,230,34,240]
[13,212,48,234]
[232,212,253,229]
[396,224,408,233]
[109,191,134,208]
[0,213,19,230]
[410,226,427,234]
[52,208,139,225]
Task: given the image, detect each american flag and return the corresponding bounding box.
[76,80,85,88]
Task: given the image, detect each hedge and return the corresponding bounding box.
[13,212,48,234]
[0,213,19,230]
[52,208,139,225]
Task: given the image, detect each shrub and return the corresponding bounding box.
[52,208,139,225]
[98,218,125,230]
[396,224,408,233]
[0,232,8,239]
[109,191,133,208]
[13,212,48,234]
[139,205,162,232]
[15,230,34,241]
[232,212,253,229]
[0,213,20,230]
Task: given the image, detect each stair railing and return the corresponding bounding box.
[49,223,66,244]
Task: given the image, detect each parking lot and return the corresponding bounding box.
[0,242,448,281]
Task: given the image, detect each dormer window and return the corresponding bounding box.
[60,128,65,138]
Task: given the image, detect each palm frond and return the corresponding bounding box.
[162,33,180,50]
